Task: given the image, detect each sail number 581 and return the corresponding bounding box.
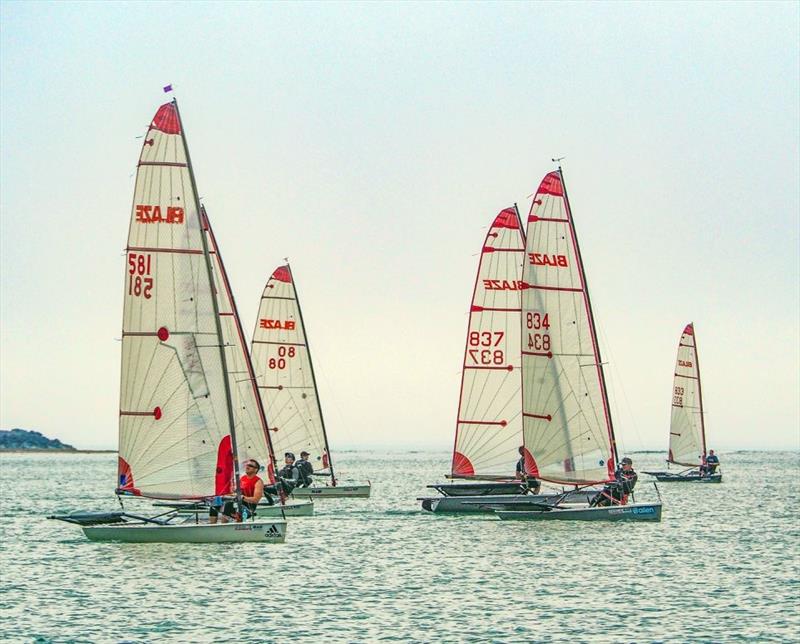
[128,252,153,299]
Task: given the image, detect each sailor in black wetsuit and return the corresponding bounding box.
[275,452,301,495]
[590,457,637,507]
[296,450,314,488]
[701,450,720,476]
[515,446,541,494]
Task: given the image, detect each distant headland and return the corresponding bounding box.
[0,428,76,451]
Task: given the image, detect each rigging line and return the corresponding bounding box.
[595,319,644,454]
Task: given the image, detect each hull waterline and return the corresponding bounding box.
[495,503,662,522]
[420,490,597,513]
[291,484,371,498]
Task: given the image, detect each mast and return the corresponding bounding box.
[202,209,280,485]
[286,263,337,485]
[692,322,708,456]
[558,167,618,466]
[172,98,244,510]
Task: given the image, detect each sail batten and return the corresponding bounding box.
[668,323,706,466]
[451,207,527,479]
[520,170,616,485]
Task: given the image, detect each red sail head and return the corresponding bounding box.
[683,324,694,336]
[536,172,564,197]
[151,102,181,135]
[272,266,292,283]
[491,207,519,230]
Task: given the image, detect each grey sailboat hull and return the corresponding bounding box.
[419,490,596,513]
[643,471,722,483]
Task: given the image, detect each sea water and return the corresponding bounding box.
[0,450,798,643]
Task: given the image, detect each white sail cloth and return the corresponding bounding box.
[251,266,332,477]
[118,102,233,499]
[669,323,706,466]
[452,207,526,478]
[520,171,616,485]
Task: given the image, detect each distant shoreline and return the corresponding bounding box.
[0,449,117,454]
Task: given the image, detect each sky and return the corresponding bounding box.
[1,1,798,452]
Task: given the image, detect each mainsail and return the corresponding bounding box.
[118,101,240,499]
[520,170,616,485]
[251,265,335,482]
[451,207,526,478]
[668,323,707,466]
[202,209,277,484]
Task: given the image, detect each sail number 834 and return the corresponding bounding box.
[526,312,550,351]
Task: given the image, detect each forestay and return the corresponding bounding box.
[520,171,616,485]
[251,265,333,480]
[118,102,234,499]
[203,210,277,484]
[452,207,526,478]
[668,323,706,466]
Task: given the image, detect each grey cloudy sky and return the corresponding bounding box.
[1,1,798,451]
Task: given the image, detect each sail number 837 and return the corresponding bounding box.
[468,331,505,365]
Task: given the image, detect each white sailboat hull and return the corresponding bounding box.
[495,502,662,522]
[83,520,287,543]
[291,483,371,498]
[258,500,314,516]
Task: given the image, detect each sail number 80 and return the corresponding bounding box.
[268,345,296,370]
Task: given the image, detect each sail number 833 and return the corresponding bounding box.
[128,253,153,299]
[526,312,551,351]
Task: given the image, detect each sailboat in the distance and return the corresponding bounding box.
[644,323,722,483]
[251,264,371,498]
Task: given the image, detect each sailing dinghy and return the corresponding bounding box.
[490,169,661,522]
[643,323,721,483]
[420,207,598,512]
[50,100,287,542]
[251,264,371,498]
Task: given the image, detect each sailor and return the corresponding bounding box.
[275,452,301,495]
[296,450,314,488]
[515,446,541,494]
[702,449,720,476]
[590,457,637,507]
[209,459,264,523]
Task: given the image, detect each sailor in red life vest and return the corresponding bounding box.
[209,459,264,523]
